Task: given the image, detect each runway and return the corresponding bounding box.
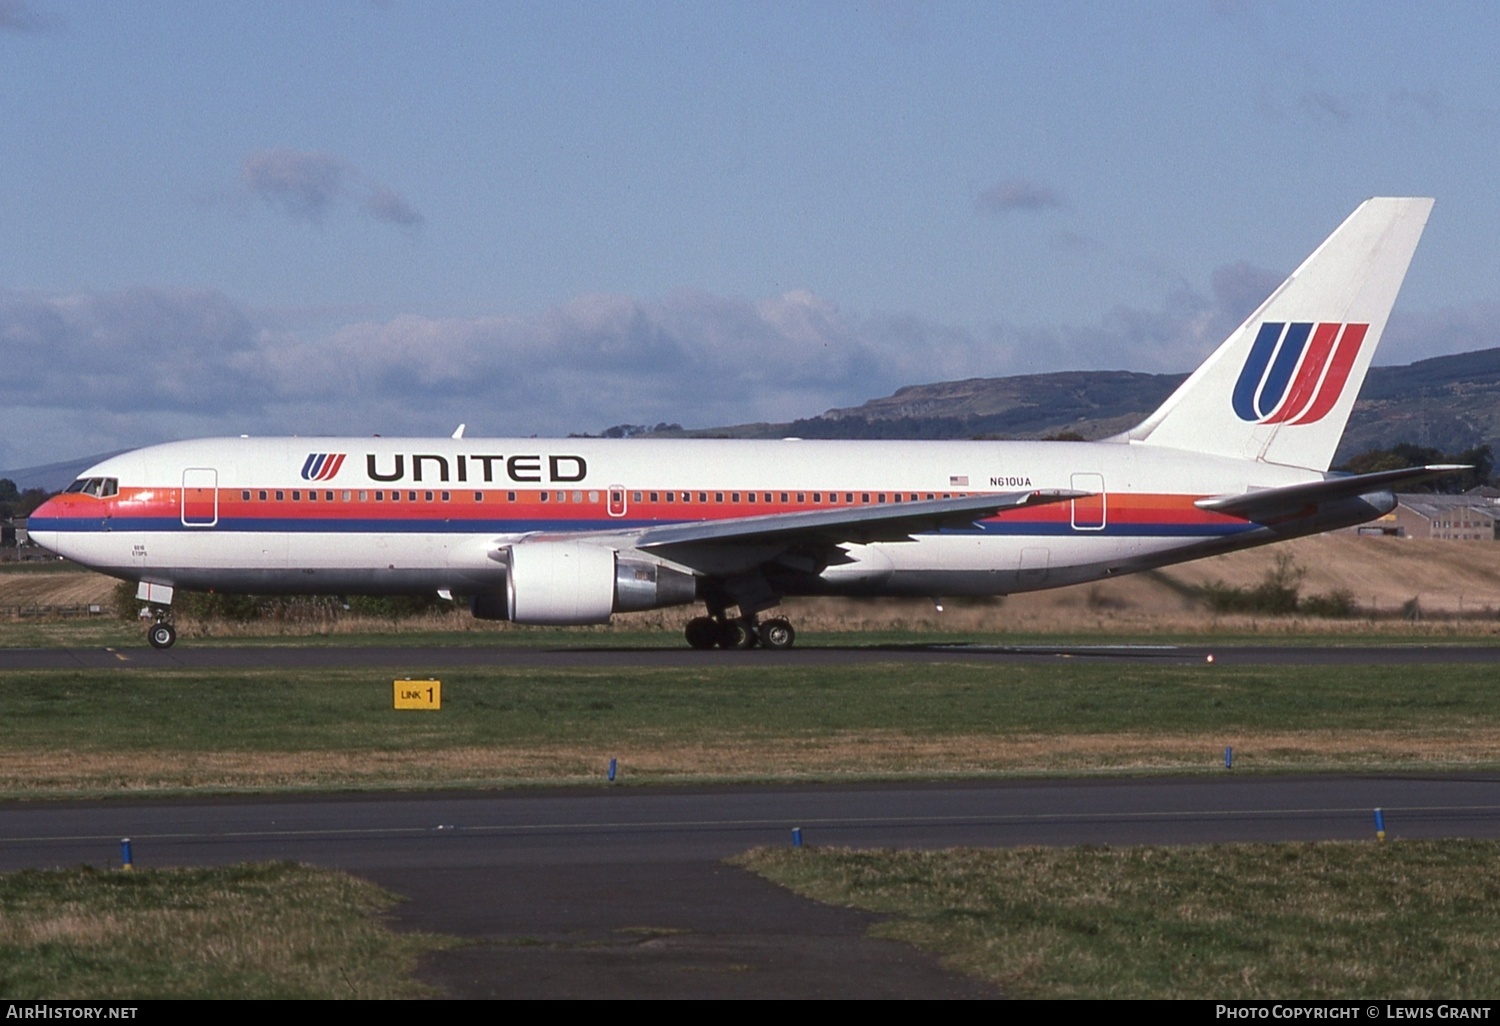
[4,774,1499,997]
[5,639,1500,671]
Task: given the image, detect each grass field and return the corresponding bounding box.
[0,861,450,999]
[3,660,1500,798]
[737,840,1500,999]
[5,537,1500,997]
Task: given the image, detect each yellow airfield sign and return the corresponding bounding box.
[394,679,441,710]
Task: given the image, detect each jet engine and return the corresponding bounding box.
[469,540,697,625]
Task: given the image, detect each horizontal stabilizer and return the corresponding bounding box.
[1195,465,1468,522]
[636,489,1084,551]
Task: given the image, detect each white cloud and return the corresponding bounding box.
[242,148,423,229]
[976,178,1063,214]
[1,267,1483,468]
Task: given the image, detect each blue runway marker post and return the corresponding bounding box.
[1225,746,1233,769]
[792,827,803,848]
[120,838,133,871]
[1374,808,1386,842]
[608,758,617,782]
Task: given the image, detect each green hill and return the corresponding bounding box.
[629,348,1500,463]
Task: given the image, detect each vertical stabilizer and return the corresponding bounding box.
[1126,197,1433,471]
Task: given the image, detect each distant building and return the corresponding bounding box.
[1378,494,1500,541]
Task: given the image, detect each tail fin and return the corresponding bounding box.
[1124,197,1433,471]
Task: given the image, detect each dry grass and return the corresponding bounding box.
[7,728,1498,796]
[0,862,449,998]
[0,570,115,608]
[738,840,1500,998]
[12,533,1500,640]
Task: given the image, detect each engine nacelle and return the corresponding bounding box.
[469,541,697,625]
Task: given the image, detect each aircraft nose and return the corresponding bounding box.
[24,495,66,554]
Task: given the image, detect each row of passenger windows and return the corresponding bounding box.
[235,489,958,505]
[631,491,950,504]
[238,489,600,503]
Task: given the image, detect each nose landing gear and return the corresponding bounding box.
[147,620,177,649]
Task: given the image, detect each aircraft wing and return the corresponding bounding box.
[1194,465,1468,523]
[635,489,1084,553]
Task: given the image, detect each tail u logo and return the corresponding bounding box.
[300,453,346,481]
[1231,322,1369,425]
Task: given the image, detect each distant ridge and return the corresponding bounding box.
[629,347,1500,464]
[0,452,126,493]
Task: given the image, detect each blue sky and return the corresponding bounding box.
[3,1,1499,468]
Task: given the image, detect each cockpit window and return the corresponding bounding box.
[64,477,118,498]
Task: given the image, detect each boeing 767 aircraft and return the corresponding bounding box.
[29,198,1454,650]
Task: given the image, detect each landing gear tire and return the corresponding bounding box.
[718,619,757,650]
[685,616,719,650]
[148,622,177,650]
[759,617,796,650]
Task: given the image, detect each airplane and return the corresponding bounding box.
[29,197,1457,651]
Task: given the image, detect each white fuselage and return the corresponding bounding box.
[28,435,1375,604]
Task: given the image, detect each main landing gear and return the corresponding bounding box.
[684,614,796,651]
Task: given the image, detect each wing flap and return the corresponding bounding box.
[636,489,1084,552]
